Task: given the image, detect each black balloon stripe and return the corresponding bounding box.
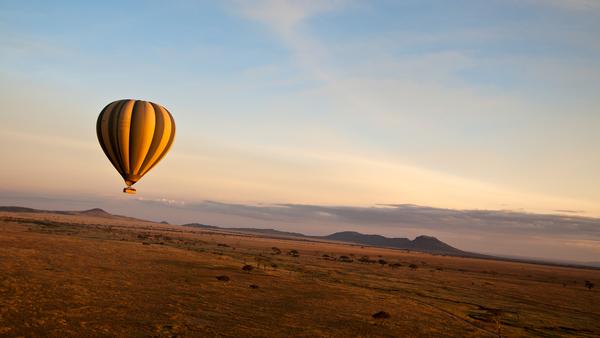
[109,100,127,176]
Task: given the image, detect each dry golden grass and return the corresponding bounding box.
[0,211,598,337]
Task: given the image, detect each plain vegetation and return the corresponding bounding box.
[0,211,598,337]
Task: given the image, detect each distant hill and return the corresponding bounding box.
[78,208,114,218]
[0,206,66,214]
[0,206,142,222]
[323,231,409,248]
[184,223,465,256]
[321,231,464,255]
[412,235,462,253]
[184,223,308,238]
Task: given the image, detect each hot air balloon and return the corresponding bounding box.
[96,99,175,194]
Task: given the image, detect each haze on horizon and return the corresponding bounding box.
[1,1,599,262]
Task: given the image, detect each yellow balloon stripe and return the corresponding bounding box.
[129,101,156,175]
[138,103,172,177]
[143,108,176,175]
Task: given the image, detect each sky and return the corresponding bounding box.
[1,0,599,262]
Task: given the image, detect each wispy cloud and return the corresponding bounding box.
[137,199,600,239]
[235,0,347,33]
[524,0,600,10]
[232,0,347,83]
[136,197,186,207]
[228,0,600,218]
[554,209,585,214]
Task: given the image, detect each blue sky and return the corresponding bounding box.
[1,0,599,261]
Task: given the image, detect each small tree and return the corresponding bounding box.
[409,263,418,270]
[271,247,282,255]
[378,259,387,266]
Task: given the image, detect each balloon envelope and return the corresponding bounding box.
[96,99,175,193]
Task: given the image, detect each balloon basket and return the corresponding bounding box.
[123,187,137,194]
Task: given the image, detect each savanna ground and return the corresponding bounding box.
[0,210,598,337]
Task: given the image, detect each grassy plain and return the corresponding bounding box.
[0,210,598,337]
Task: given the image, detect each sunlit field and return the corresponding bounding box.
[1,210,597,337]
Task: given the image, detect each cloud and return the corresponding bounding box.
[136,197,185,207]
[130,199,600,261]
[232,0,349,83]
[562,239,600,249]
[136,199,600,239]
[234,0,347,33]
[554,209,585,214]
[524,0,600,10]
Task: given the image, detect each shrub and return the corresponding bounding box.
[358,256,376,264]
[377,259,387,266]
[216,275,230,281]
[409,264,418,270]
[288,249,299,257]
[338,255,353,263]
[585,280,594,290]
[271,247,282,255]
[322,254,337,261]
[242,264,254,272]
[249,284,259,289]
[372,311,391,319]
